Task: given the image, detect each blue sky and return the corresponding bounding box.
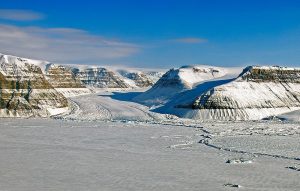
[0,0,300,68]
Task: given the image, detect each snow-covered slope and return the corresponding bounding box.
[0,53,69,117]
[133,65,228,106]
[167,66,300,121]
[117,69,155,88]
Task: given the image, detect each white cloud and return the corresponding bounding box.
[0,9,44,21]
[171,37,208,44]
[0,24,139,64]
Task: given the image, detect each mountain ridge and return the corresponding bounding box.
[161,66,300,121]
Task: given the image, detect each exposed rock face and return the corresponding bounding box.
[241,66,300,83]
[75,67,161,89]
[133,65,226,106]
[45,64,92,98]
[0,54,68,117]
[188,66,300,120]
[45,64,85,88]
[0,53,161,117]
[76,68,130,88]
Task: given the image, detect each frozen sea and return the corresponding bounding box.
[0,91,299,191]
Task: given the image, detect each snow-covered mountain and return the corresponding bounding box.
[74,66,163,89]
[0,53,162,117]
[133,65,228,106]
[0,53,162,97]
[0,54,69,117]
[156,66,300,121]
[4,52,299,121]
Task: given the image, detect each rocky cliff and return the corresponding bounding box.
[0,54,69,117]
[74,67,161,89]
[45,64,85,88]
[75,67,130,88]
[45,64,92,97]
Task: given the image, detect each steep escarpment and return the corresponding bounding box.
[45,64,92,97]
[0,54,68,117]
[45,64,85,88]
[241,66,300,83]
[133,65,227,106]
[181,66,300,120]
[76,67,130,88]
[74,67,161,89]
